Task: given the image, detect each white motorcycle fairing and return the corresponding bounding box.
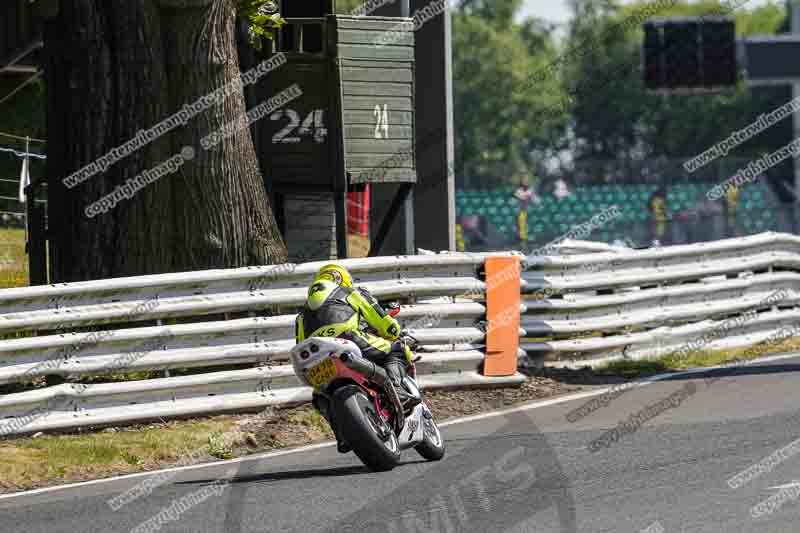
[292,336,430,448]
[396,403,427,449]
[290,337,364,389]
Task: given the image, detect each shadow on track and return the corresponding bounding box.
[178,459,428,487]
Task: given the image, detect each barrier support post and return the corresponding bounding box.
[483,256,521,376]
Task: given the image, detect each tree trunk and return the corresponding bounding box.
[45,0,287,282]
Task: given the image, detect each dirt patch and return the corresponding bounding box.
[422,375,572,420]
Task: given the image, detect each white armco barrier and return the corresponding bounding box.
[2,232,798,436]
[522,232,800,368]
[0,253,524,437]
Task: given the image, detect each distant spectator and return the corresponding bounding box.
[675,191,724,243]
[514,175,540,206]
[455,221,466,252]
[724,185,740,237]
[698,194,725,241]
[460,215,488,249]
[513,175,540,247]
[553,177,571,200]
[649,186,668,246]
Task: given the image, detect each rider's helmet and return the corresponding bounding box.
[306,264,353,310]
[313,263,353,288]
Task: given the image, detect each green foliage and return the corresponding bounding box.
[452,2,566,188]
[0,227,28,289]
[561,0,790,172]
[0,79,46,191]
[207,431,234,459]
[451,0,791,188]
[236,0,286,49]
[120,450,144,465]
[457,0,525,28]
[288,408,331,433]
[335,0,364,13]
[599,359,668,377]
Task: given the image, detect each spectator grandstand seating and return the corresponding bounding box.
[456,182,780,248]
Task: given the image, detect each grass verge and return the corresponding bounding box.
[0,375,570,495]
[0,418,240,493]
[598,336,800,379]
[0,227,28,288]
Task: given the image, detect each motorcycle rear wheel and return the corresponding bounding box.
[334,385,401,471]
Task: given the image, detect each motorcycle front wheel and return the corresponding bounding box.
[415,406,445,461]
[333,385,401,471]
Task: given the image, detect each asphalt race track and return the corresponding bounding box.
[3,354,800,532]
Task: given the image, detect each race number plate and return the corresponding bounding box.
[307,357,336,388]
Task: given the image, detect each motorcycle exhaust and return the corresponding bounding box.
[339,352,405,431]
[339,352,388,385]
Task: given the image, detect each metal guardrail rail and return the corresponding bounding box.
[2,232,798,436]
[0,254,522,332]
[0,253,524,437]
[522,232,800,368]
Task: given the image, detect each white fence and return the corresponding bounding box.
[0,253,524,437]
[1,232,798,437]
[524,232,800,367]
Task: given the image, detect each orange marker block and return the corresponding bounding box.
[483,256,521,377]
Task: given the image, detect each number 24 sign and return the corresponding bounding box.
[270,105,391,144]
[271,109,328,144]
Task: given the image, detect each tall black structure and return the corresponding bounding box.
[370,0,456,255]
[643,17,737,92]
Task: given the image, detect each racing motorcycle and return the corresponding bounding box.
[290,305,445,471]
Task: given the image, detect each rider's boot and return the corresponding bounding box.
[384,360,422,410]
[335,435,351,454]
[313,394,351,453]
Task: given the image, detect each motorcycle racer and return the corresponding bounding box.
[295,263,421,452]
